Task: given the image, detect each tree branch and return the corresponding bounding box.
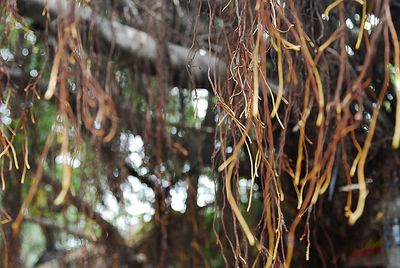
[40,173,142,266]
[24,215,97,243]
[41,173,120,240]
[124,163,162,191]
[17,0,223,89]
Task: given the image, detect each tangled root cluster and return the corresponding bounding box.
[210,0,399,266]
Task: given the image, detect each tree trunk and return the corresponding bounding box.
[2,171,23,268]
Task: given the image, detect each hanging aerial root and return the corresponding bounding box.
[270,38,284,120]
[247,148,261,212]
[44,49,62,100]
[12,130,55,235]
[355,0,367,50]
[294,78,311,187]
[252,24,261,118]
[386,4,400,148]
[323,0,343,17]
[347,21,390,224]
[219,156,256,246]
[54,116,72,205]
[218,118,257,246]
[392,70,400,148]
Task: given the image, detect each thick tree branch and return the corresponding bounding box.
[24,215,97,243]
[17,0,222,89]
[41,173,120,240]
